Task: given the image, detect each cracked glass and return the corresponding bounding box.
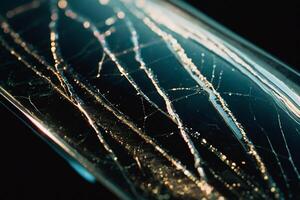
[0,0,299,199]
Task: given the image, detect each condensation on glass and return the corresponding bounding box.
[0,0,299,199]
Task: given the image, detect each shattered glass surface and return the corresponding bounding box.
[0,0,299,199]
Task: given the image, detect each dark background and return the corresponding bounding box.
[1,1,299,199]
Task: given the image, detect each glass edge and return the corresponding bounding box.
[168,0,300,76]
[0,87,131,200]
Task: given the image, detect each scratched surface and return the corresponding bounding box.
[0,0,299,199]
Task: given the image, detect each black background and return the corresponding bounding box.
[1,1,299,199]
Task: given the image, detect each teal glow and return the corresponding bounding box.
[68,160,96,183]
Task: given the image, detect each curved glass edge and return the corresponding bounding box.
[159,0,300,120]
[0,87,132,200]
[171,0,300,77]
